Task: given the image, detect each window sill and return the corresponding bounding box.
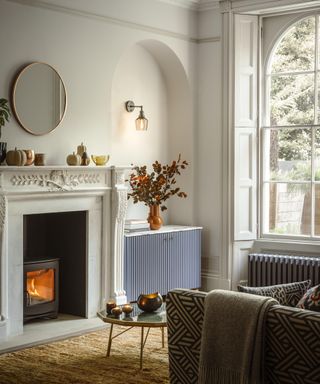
[254,237,320,255]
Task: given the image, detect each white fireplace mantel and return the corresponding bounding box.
[0,165,130,341]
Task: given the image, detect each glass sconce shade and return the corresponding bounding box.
[125,100,148,131]
[135,109,148,131]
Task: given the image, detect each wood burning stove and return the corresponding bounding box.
[23,211,87,323]
[24,258,59,323]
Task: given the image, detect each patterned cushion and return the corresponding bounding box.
[296,284,320,311]
[238,280,311,307]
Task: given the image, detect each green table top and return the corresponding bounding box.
[97,302,166,327]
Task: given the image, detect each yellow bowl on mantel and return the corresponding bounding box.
[91,155,110,166]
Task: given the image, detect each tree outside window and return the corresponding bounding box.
[264,15,320,237]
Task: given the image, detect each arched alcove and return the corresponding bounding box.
[111,39,194,225]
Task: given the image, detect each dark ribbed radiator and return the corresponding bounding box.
[248,253,320,287]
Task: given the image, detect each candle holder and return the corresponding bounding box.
[106,300,116,315]
[111,306,122,318]
[122,304,133,316]
[137,292,163,313]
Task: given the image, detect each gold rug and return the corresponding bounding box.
[0,327,169,384]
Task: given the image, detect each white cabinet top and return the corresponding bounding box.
[124,225,202,237]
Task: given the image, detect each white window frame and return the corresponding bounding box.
[221,1,320,288]
[260,11,320,241]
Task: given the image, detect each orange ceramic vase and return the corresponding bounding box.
[148,204,163,230]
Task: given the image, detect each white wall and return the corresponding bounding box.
[112,44,168,167]
[0,0,195,161]
[0,0,229,291]
[197,7,227,289]
[138,40,197,225]
[111,43,169,221]
[0,0,197,225]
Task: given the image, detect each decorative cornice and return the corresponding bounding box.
[5,0,222,44]
[219,0,231,12]
[5,0,199,43]
[10,170,100,191]
[198,0,220,11]
[156,0,219,11]
[155,0,201,10]
[219,0,320,13]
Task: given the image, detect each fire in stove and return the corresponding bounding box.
[24,258,59,322]
[26,268,55,306]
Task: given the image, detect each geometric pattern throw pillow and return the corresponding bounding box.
[296,284,320,311]
[238,280,311,307]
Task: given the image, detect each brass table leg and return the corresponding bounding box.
[106,325,133,357]
[106,323,165,369]
[106,323,113,357]
[140,327,144,370]
[140,327,152,370]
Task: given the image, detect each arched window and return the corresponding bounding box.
[263,15,320,238]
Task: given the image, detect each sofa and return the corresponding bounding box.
[166,289,320,384]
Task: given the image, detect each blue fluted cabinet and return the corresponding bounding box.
[124,225,202,302]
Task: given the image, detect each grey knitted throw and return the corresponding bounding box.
[198,290,277,384]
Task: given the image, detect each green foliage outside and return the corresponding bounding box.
[270,17,315,74]
[269,223,301,235]
[267,17,320,235]
[269,16,320,173]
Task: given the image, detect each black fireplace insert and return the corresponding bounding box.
[23,211,87,323]
[23,258,59,323]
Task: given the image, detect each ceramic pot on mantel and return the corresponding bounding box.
[148,204,163,230]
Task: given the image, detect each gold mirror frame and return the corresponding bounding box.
[12,62,67,136]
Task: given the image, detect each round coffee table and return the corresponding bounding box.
[97,303,166,369]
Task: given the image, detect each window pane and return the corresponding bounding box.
[268,128,311,181]
[315,185,320,236]
[270,74,314,126]
[270,17,315,73]
[267,183,311,235]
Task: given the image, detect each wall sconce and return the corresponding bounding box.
[125,100,148,131]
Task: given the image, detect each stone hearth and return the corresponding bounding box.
[0,165,129,342]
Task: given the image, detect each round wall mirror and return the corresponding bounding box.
[12,62,67,135]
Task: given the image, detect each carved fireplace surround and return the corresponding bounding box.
[0,165,129,342]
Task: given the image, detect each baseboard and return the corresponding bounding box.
[201,274,231,291]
